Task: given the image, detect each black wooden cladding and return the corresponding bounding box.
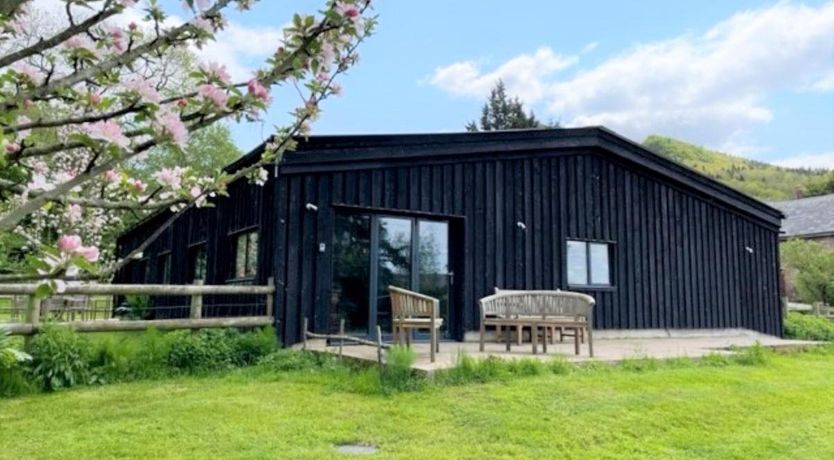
[118,135,783,344]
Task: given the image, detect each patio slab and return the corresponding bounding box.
[298,329,821,373]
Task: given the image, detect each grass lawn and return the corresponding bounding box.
[2,349,834,460]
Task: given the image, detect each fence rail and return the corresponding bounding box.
[0,278,275,340]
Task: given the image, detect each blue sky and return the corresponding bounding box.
[173,1,834,167]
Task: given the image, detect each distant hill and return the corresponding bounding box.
[642,135,830,201]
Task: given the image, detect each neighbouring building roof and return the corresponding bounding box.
[770,193,834,238]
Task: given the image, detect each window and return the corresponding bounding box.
[567,240,612,287]
[189,246,207,282]
[233,231,258,278]
[157,253,172,283]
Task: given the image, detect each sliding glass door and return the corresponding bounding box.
[331,212,452,339]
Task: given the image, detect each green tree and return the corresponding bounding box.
[781,239,834,305]
[465,80,554,131]
[127,123,241,183]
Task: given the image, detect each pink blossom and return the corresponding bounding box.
[104,169,120,183]
[33,161,48,174]
[64,35,98,55]
[203,62,230,84]
[198,83,228,109]
[154,167,183,189]
[196,0,212,10]
[5,143,20,154]
[121,0,137,7]
[16,115,31,139]
[331,82,343,96]
[89,92,102,105]
[78,246,100,263]
[190,186,202,199]
[246,78,270,103]
[67,204,82,222]
[319,42,335,66]
[191,17,213,33]
[109,27,126,52]
[58,235,82,253]
[155,110,189,147]
[336,2,361,20]
[12,62,43,85]
[84,120,130,148]
[128,22,138,31]
[125,78,161,104]
[130,178,146,192]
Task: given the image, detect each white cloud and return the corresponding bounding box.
[429,2,834,151]
[428,47,578,105]
[772,152,834,170]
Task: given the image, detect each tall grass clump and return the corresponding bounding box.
[380,345,423,393]
[730,342,771,366]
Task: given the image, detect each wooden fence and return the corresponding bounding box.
[0,279,275,338]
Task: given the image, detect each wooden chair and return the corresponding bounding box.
[389,286,442,363]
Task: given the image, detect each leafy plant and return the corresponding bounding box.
[118,295,153,320]
[784,312,834,341]
[129,327,174,379]
[0,326,30,369]
[28,326,91,391]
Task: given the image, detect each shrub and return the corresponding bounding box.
[28,326,91,391]
[231,327,277,366]
[167,329,236,373]
[784,312,834,341]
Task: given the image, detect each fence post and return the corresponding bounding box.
[190,280,203,321]
[266,277,274,318]
[339,318,345,358]
[302,317,308,350]
[23,295,41,351]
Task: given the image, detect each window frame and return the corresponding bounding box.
[565,238,616,290]
[230,229,259,281]
[188,243,208,283]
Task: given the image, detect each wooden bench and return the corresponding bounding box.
[389,286,443,363]
[479,289,594,357]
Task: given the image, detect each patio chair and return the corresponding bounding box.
[389,286,442,363]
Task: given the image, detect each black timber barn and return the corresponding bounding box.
[115,127,785,344]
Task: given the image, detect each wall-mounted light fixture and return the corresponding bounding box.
[516,221,527,230]
[305,203,318,212]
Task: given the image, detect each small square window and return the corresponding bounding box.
[566,240,613,287]
[234,231,258,278]
[189,246,207,282]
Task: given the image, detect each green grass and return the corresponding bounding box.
[2,348,834,459]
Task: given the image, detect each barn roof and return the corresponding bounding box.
[769,193,834,238]
[228,126,783,227]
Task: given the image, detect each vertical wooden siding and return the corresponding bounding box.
[271,150,782,343]
[118,149,782,344]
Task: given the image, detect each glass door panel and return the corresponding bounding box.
[331,214,371,335]
[418,220,450,336]
[376,217,412,334]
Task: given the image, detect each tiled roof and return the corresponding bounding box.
[769,193,834,237]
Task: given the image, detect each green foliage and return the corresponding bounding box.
[231,327,278,366]
[784,312,834,341]
[621,356,660,372]
[28,325,91,391]
[167,329,237,373]
[87,337,137,384]
[643,135,828,200]
[0,326,30,369]
[781,239,834,305]
[129,327,174,379]
[465,80,556,131]
[119,295,153,320]
[0,327,33,397]
[256,349,322,372]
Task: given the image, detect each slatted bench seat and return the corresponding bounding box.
[479,289,595,357]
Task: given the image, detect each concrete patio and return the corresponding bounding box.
[299,329,820,373]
